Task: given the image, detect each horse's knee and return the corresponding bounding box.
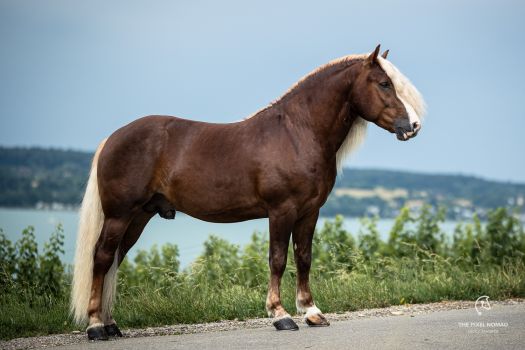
[269,254,287,274]
[296,256,311,273]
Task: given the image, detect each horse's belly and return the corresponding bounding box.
[169,182,267,223]
[177,197,268,223]
[182,207,267,223]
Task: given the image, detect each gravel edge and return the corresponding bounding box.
[2,299,523,350]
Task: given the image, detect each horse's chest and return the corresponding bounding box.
[291,168,337,210]
[310,174,335,204]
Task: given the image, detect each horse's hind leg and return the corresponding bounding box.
[86,216,131,341]
[292,210,329,326]
[100,196,171,337]
[102,210,155,337]
[117,211,155,266]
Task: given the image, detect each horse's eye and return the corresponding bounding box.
[379,81,390,88]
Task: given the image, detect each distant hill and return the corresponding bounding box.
[0,147,91,208]
[324,169,525,219]
[1,146,524,219]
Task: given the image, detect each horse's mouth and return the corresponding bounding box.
[395,125,421,141]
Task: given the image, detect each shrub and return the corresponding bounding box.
[0,225,65,299]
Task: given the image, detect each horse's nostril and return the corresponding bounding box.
[412,122,420,130]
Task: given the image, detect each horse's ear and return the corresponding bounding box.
[366,44,381,65]
[381,49,389,59]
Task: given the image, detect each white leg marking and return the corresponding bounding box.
[86,322,104,330]
[104,316,116,326]
[274,312,292,320]
[304,305,322,319]
[297,300,322,318]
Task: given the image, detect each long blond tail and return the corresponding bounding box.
[70,139,108,325]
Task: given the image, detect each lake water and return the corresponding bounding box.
[0,208,459,268]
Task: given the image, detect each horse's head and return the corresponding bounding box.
[349,45,426,141]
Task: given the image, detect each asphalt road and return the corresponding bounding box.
[55,304,524,350]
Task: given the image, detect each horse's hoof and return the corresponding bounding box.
[87,325,109,340]
[273,317,299,331]
[104,323,123,337]
[305,313,330,327]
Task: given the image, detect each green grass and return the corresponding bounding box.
[1,258,524,340]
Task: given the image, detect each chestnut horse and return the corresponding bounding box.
[71,45,425,340]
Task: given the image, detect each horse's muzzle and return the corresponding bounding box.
[395,121,421,141]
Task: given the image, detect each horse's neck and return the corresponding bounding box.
[279,64,359,162]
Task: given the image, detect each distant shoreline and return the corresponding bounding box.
[0,206,506,223]
[1,146,524,221]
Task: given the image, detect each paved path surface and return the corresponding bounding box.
[53,304,524,350]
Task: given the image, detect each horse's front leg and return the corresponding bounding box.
[292,210,330,326]
[266,209,299,331]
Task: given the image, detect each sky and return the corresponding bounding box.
[0,0,524,182]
